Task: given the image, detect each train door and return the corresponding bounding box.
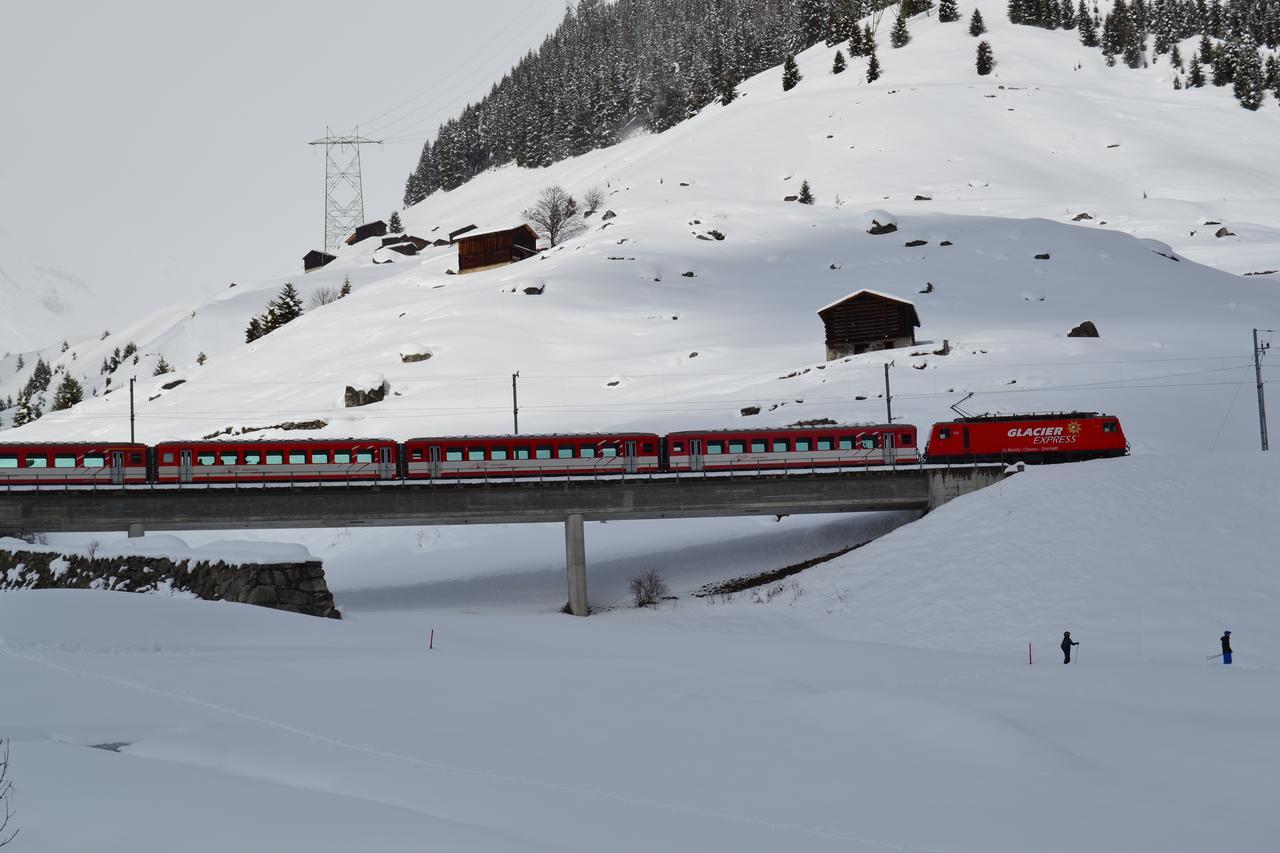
[690,439,704,472]
[179,450,193,484]
[882,432,895,464]
[379,446,394,480]
[962,428,971,455]
[111,451,125,485]
[623,440,638,474]
[428,446,442,479]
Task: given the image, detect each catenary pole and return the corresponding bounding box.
[1254,329,1269,451]
[512,371,520,435]
[129,376,135,443]
[884,362,893,423]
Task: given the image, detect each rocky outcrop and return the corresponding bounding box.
[345,373,387,407]
[0,548,341,618]
[1067,320,1100,338]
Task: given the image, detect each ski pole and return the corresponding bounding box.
[1205,653,1223,660]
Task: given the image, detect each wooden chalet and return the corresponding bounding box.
[448,223,478,242]
[456,224,540,274]
[817,290,921,359]
[302,249,336,272]
[345,220,387,246]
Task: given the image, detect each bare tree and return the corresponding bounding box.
[583,185,605,216]
[522,186,585,247]
[1,738,17,848]
[309,286,340,308]
[629,568,670,608]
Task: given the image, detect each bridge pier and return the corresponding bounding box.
[564,513,588,617]
[127,523,145,538]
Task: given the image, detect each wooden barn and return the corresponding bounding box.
[302,249,336,272]
[345,220,387,246]
[456,224,540,274]
[817,290,920,359]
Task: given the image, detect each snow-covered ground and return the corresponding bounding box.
[4,453,1278,852]
[2,8,1280,851]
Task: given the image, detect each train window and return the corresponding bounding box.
[643,443,655,453]
[751,440,767,453]
[860,436,877,449]
[900,433,914,446]
[0,455,16,468]
[672,442,684,453]
[445,448,464,462]
[244,452,262,465]
[772,439,789,452]
[796,439,812,452]
[1103,422,1118,433]
[839,437,854,450]
[938,428,951,440]
[26,456,48,468]
[491,448,509,461]
[288,452,307,464]
[729,440,746,453]
[601,445,618,457]
[467,448,485,461]
[218,452,237,465]
[817,438,833,451]
[410,449,424,461]
[83,455,105,468]
[355,451,374,463]
[515,447,531,460]
[198,453,217,466]
[312,452,329,464]
[707,441,724,455]
[536,446,552,460]
[130,453,144,464]
[580,446,596,458]
[54,455,75,468]
[266,453,284,465]
[333,451,351,464]
[557,446,575,459]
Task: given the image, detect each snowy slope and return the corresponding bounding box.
[0,230,106,353]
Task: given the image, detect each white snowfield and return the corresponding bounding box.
[2,8,1280,852]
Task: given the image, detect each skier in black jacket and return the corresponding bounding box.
[1221,631,1232,665]
[1061,631,1079,664]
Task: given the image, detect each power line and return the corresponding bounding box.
[308,128,382,253]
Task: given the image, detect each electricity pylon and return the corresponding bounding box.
[309,127,381,253]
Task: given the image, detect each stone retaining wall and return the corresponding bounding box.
[0,549,341,619]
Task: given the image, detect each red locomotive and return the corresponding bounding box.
[152,439,398,483]
[0,442,149,485]
[402,433,663,479]
[923,412,1127,464]
[665,424,918,472]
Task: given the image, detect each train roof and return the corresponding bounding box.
[0,441,147,448]
[665,423,905,435]
[938,412,1109,424]
[154,438,397,445]
[405,432,660,442]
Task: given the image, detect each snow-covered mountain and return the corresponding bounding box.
[0,229,106,353]
[5,11,1278,449]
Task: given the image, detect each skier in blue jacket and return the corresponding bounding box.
[1221,631,1232,664]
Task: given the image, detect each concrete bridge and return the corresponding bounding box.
[0,466,1010,615]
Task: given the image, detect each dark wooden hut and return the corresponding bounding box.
[448,223,478,242]
[303,249,337,272]
[456,224,540,274]
[817,290,920,359]
[345,220,388,246]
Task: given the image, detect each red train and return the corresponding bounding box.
[0,413,1126,487]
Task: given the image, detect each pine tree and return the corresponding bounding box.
[1173,75,1183,88]
[269,283,304,326]
[388,211,403,233]
[1060,0,1077,29]
[11,387,41,427]
[867,42,883,82]
[1170,44,1183,70]
[339,276,352,298]
[977,40,996,74]
[1188,54,1206,86]
[15,354,23,370]
[939,0,961,22]
[30,358,52,393]
[719,69,739,105]
[782,55,802,91]
[1232,38,1264,109]
[970,8,987,36]
[892,9,912,47]
[848,25,866,56]
[832,49,848,74]
[1212,42,1234,85]
[60,340,69,353]
[1198,33,1214,64]
[153,356,173,376]
[196,352,207,366]
[245,316,264,343]
[798,179,815,204]
[1263,56,1280,93]
[51,374,83,411]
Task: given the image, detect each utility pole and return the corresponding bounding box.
[1254,328,1271,451]
[512,372,520,435]
[308,127,382,254]
[884,361,894,423]
[129,376,136,443]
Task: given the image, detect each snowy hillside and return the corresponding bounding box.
[4,11,1280,449]
[0,230,106,353]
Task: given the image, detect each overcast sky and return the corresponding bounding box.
[1,1,566,332]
